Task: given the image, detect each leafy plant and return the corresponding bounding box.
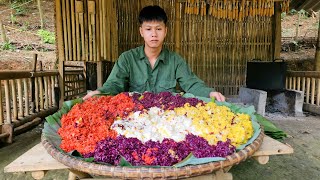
[1,42,16,51]
[37,29,55,44]
[11,1,27,16]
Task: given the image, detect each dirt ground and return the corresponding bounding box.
[0,113,320,180]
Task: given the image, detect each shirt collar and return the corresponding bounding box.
[138,45,168,65]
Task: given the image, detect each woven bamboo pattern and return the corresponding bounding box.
[41,129,264,179]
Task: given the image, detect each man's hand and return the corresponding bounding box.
[209,91,225,102]
[83,90,101,100]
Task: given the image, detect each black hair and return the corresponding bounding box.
[138,5,168,25]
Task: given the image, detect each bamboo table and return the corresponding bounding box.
[4,136,293,180]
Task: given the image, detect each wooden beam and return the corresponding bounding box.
[175,2,181,53]
[273,2,281,59]
[315,12,320,71]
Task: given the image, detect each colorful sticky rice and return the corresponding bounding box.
[58,92,254,166]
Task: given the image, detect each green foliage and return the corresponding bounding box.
[37,29,55,44]
[11,1,27,16]
[281,12,286,20]
[1,42,16,51]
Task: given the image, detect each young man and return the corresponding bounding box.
[83,5,225,101]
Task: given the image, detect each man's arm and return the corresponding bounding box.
[176,58,225,101]
[83,54,129,100]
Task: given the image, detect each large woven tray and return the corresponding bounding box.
[41,129,264,179]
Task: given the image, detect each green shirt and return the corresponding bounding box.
[97,46,214,97]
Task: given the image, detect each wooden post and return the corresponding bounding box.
[31,54,38,113]
[37,0,44,29]
[175,2,181,53]
[272,2,281,59]
[0,21,7,43]
[315,11,320,71]
[0,83,3,125]
[97,61,103,88]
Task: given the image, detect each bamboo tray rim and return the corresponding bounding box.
[41,129,264,179]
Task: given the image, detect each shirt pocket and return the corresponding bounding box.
[158,80,177,92]
[129,79,147,93]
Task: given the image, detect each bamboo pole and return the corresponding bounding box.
[4,80,11,124]
[44,76,49,109]
[35,77,39,112]
[23,78,29,116]
[61,0,69,61]
[55,0,65,62]
[311,78,315,105]
[0,82,3,125]
[37,0,44,29]
[75,1,81,61]
[48,76,52,107]
[174,2,181,53]
[297,76,301,91]
[306,77,310,104]
[17,79,23,117]
[0,21,8,43]
[66,0,72,60]
[315,11,320,71]
[302,77,306,102]
[51,76,56,107]
[11,80,18,120]
[317,79,320,106]
[273,2,281,59]
[70,0,76,61]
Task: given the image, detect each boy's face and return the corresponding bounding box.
[139,21,167,49]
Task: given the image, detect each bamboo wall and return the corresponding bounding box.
[56,0,289,95]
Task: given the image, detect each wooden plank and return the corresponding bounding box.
[39,77,44,110]
[0,71,31,80]
[287,71,320,78]
[253,135,293,156]
[4,143,68,173]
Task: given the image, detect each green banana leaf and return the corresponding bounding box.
[43,93,265,168]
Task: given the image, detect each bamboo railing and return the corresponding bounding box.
[286,71,320,112]
[0,70,59,143]
[63,63,87,100]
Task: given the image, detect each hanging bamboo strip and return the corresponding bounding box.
[71,0,76,60]
[48,76,52,108]
[61,0,69,61]
[83,0,89,61]
[24,79,29,116]
[75,0,81,61]
[66,0,72,61]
